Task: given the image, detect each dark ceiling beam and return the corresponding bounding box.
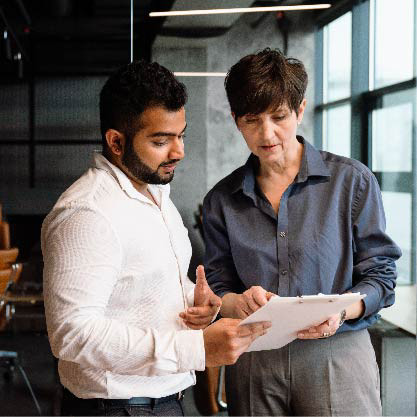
[134,0,176,60]
[158,26,230,39]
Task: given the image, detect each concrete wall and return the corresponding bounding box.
[206,12,316,189]
[152,47,208,277]
[153,11,316,277]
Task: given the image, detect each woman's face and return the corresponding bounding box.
[235,99,306,165]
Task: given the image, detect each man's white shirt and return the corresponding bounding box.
[41,152,205,399]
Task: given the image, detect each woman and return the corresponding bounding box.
[202,48,401,416]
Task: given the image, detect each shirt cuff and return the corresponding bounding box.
[349,282,382,320]
[175,330,205,373]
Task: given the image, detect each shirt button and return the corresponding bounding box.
[279,231,286,237]
[281,270,287,275]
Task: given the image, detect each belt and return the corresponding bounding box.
[101,391,183,407]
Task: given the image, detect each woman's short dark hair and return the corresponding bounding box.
[99,60,187,149]
[224,48,307,118]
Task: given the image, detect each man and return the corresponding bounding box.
[41,60,270,416]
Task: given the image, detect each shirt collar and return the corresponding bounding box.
[232,136,330,195]
[92,152,170,203]
[295,136,330,183]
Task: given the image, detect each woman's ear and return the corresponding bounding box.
[232,112,240,130]
[297,99,307,124]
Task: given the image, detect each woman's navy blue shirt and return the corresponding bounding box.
[202,136,402,331]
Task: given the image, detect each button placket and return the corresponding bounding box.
[277,186,292,296]
[160,203,188,311]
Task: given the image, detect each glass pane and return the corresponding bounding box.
[0,84,29,141]
[381,191,412,285]
[36,145,99,189]
[0,145,29,187]
[35,77,105,141]
[324,12,352,102]
[374,0,414,88]
[372,102,413,172]
[325,104,351,157]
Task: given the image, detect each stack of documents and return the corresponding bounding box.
[240,293,365,352]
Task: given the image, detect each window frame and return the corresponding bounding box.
[315,1,417,292]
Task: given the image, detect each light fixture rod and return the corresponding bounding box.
[130,0,133,62]
[150,4,331,17]
[174,72,227,77]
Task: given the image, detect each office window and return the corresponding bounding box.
[324,104,351,157]
[370,89,415,285]
[372,0,415,89]
[317,11,352,157]
[316,0,416,286]
[324,12,352,102]
[0,76,105,214]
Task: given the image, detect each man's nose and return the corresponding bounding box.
[169,138,185,160]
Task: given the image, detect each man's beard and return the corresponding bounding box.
[122,141,178,185]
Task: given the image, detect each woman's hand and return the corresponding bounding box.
[297,312,341,339]
[297,298,364,339]
[229,286,276,319]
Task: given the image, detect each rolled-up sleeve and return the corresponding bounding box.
[350,172,402,320]
[202,192,245,298]
[42,208,205,377]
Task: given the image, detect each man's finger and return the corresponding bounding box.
[208,293,222,307]
[181,314,214,325]
[194,265,210,306]
[183,316,211,326]
[196,265,207,287]
[183,321,209,330]
[238,321,271,337]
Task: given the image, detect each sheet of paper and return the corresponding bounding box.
[240,293,365,352]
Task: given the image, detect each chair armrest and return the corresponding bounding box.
[0,248,19,269]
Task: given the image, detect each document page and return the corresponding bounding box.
[240,293,365,352]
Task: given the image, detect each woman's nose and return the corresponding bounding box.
[259,120,275,140]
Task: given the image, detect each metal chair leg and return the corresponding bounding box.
[0,351,42,415]
[216,365,227,411]
[16,361,42,415]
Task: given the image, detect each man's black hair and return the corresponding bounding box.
[99,60,187,152]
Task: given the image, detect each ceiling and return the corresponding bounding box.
[0,0,344,78]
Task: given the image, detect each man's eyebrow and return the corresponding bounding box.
[147,123,187,138]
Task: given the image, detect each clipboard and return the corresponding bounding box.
[239,293,366,352]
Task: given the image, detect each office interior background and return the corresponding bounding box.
[0,0,416,415]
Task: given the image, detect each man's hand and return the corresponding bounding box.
[204,318,271,367]
[297,312,340,339]
[179,265,222,330]
[228,286,276,319]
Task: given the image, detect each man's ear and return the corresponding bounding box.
[105,129,125,157]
